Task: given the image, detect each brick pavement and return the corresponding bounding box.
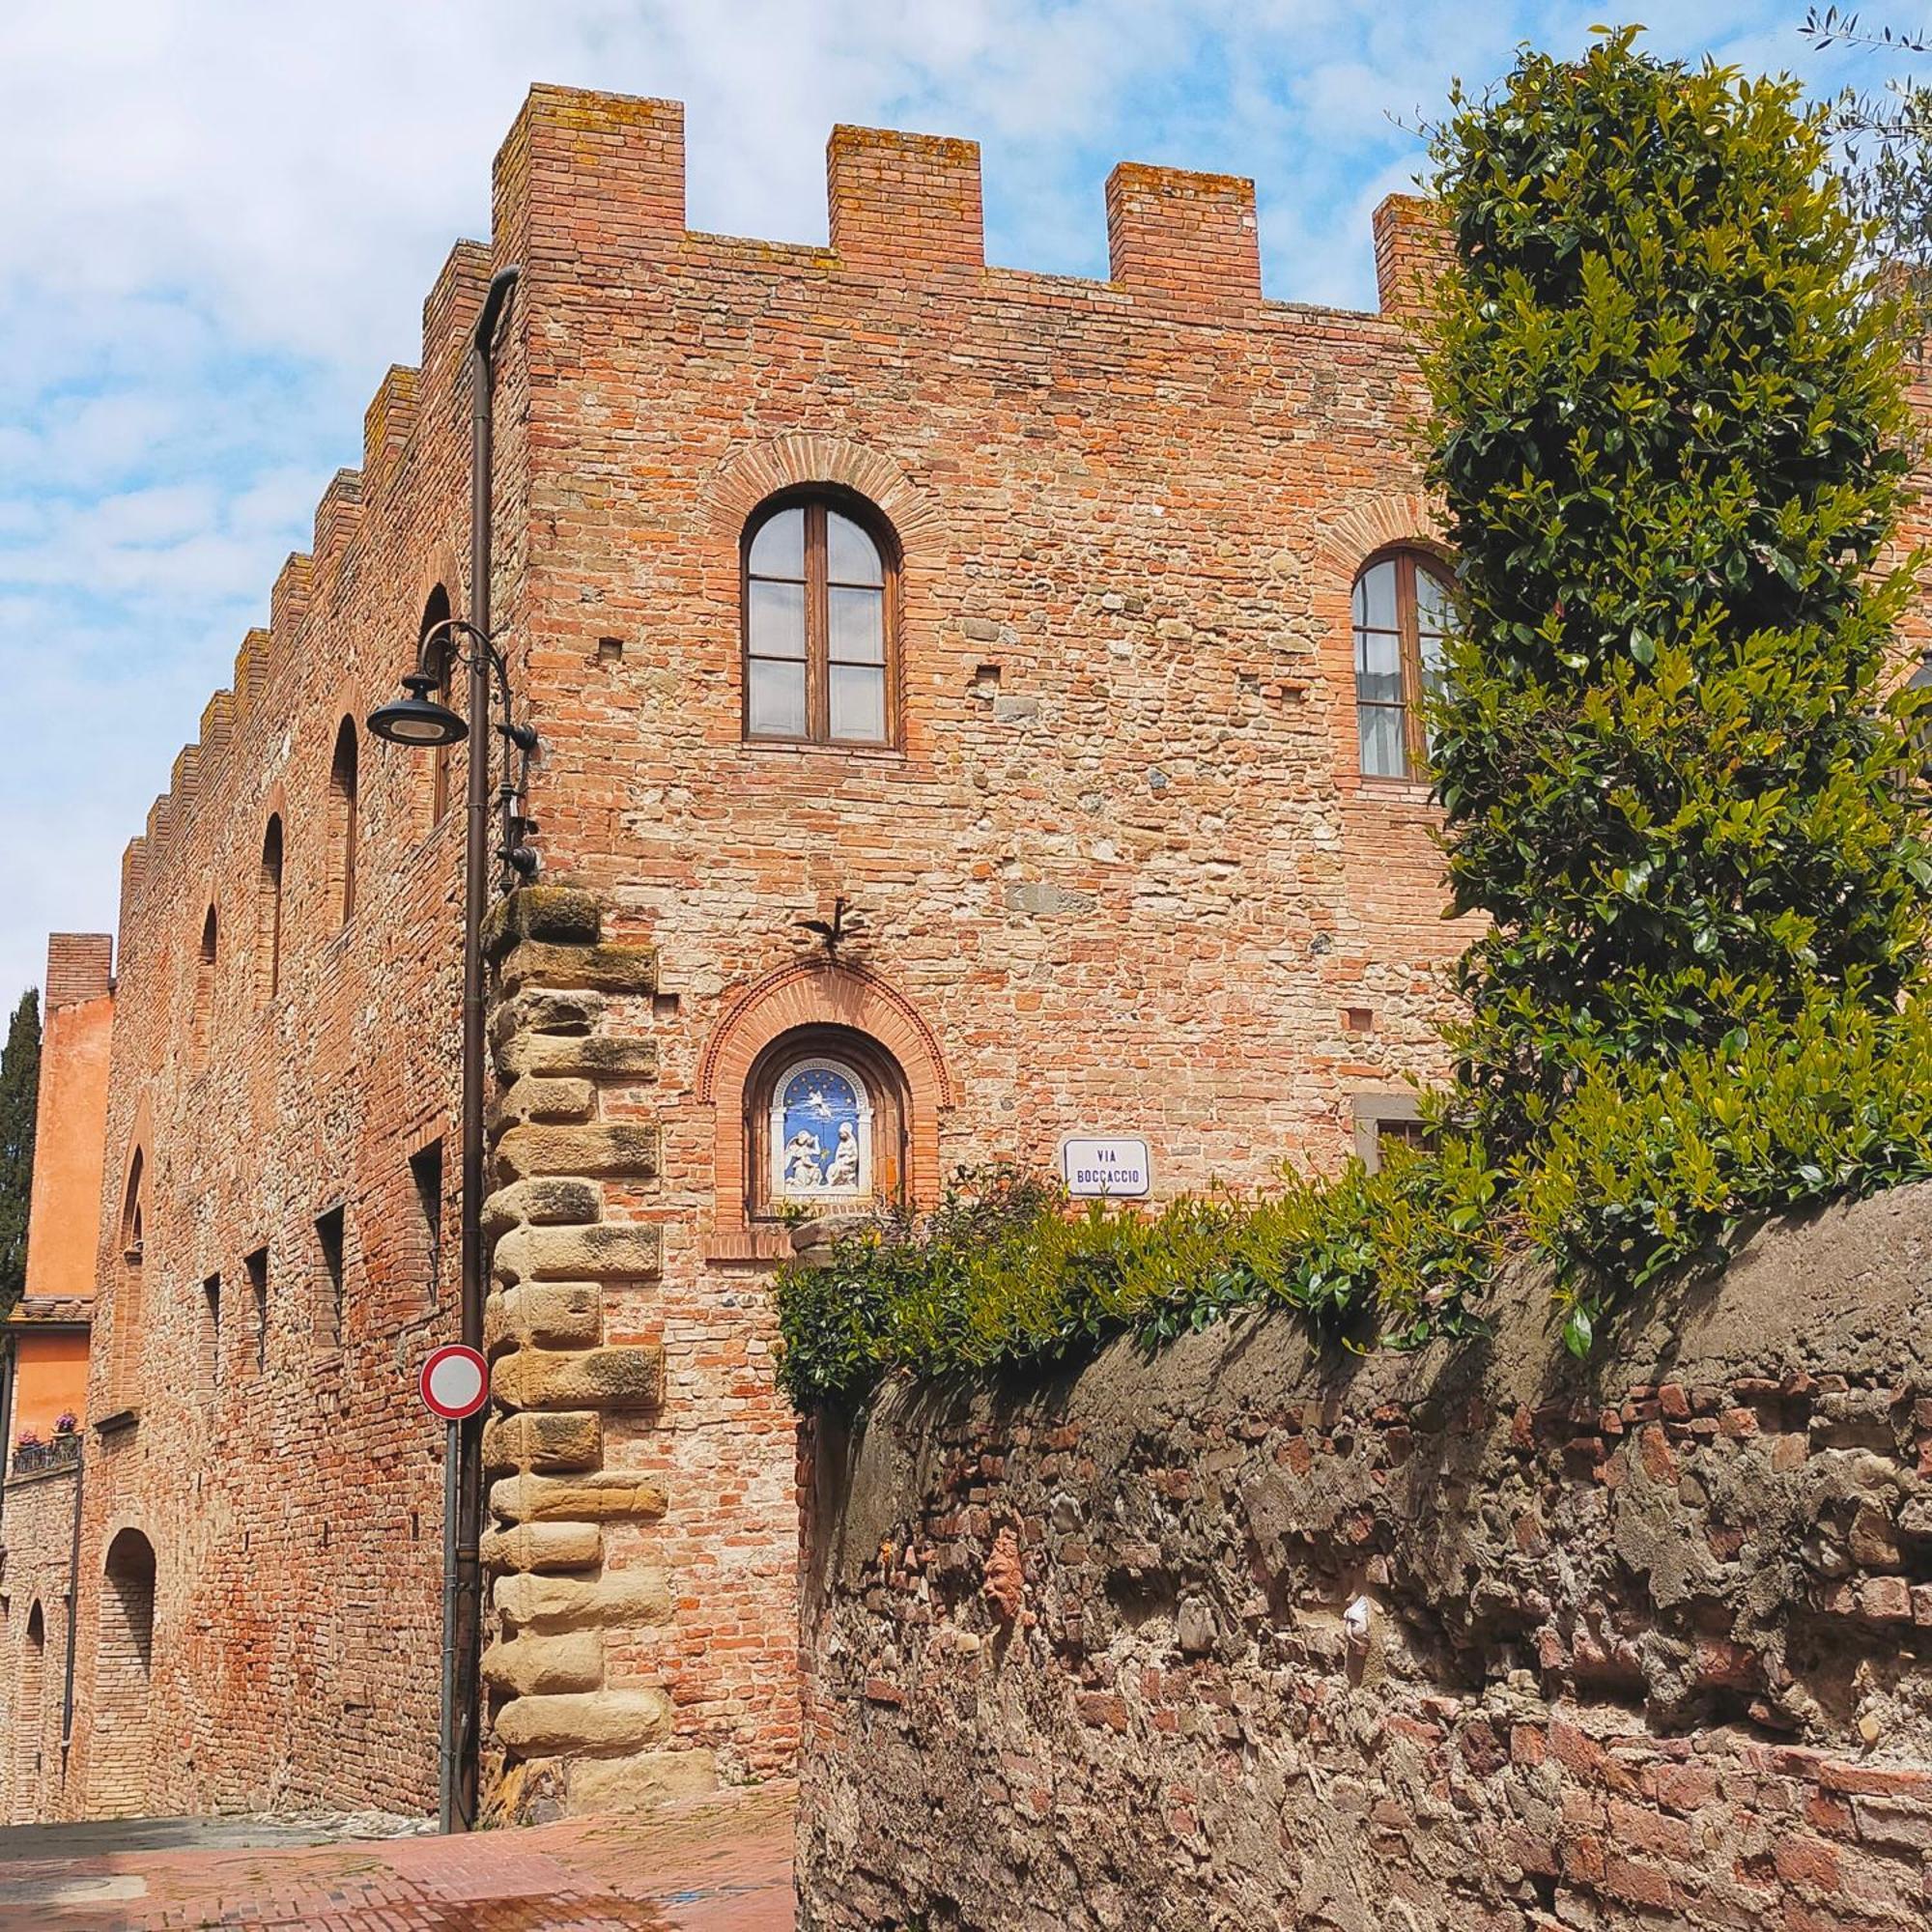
[0,1787,794,1931]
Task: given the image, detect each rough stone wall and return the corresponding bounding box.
[797,1184,1932,1930]
[0,1464,80,1823]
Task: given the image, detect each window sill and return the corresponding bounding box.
[739,737,907,762]
[1348,777,1438,808]
[703,1227,797,1265]
[94,1407,139,1437]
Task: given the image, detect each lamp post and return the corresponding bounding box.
[368,263,535,1833]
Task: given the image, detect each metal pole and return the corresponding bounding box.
[439,1418,458,1833]
[450,263,518,1834]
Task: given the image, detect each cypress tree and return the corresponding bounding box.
[0,989,41,1316]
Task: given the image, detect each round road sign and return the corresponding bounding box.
[420,1344,489,1421]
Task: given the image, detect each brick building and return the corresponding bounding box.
[4,84,1473,1823]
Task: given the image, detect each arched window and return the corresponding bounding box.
[111,1150,146,1406]
[745,1026,908,1220]
[257,815,284,1003]
[743,493,896,746]
[14,1601,46,1821]
[327,718,358,925]
[1353,549,1452,781]
[192,907,216,1057]
[419,585,455,823]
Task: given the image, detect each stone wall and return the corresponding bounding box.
[797,1184,1932,1930]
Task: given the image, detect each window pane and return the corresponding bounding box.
[749,507,805,579]
[1414,563,1450,635]
[830,664,888,742]
[828,585,884,664]
[1354,625,1403,703]
[827,512,884,586]
[749,579,807,659]
[1353,559,1397,631]
[1358,704,1406,778]
[748,658,807,737]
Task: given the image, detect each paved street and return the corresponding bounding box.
[0,1786,794,1930]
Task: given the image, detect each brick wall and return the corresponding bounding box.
[0,1469,79,1824]
[796,1183,1932,1930]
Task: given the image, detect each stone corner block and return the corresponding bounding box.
[565,1747,719,1814]
[479,1521,604,1574]
[483,1178,602,1238]
[494,1566,673,1633]
[489,1470,668,1525]
[492,1688,670,1757]
[482,1408,604,1476]
[493,1221,663,1289]
[485,1283,604,1357]
[483,886,603,961]
[493,1345,666,1413]
[497,940,658,997]
[481,1630,605,1697]
[495,1123,661,1185]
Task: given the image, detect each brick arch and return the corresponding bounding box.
[90,1524,157,1819]
[1306,491,1448,582]
[698,435,946,550]
[698,959,952,1236]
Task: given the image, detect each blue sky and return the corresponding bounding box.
[0,0,1923,1006]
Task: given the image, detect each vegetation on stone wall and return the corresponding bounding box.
[0,989,41,1316]
[774,30,1932,1411]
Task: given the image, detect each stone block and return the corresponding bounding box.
[498,1034,660,1082]
[481,1631,605,1696]
[483,886,603,958]
[493,1688,670,1755]
[496,1122,661,1182]
[497,941,658,997]
[566,1747,719,1812]
[483,1178,602,1237]
[489,1470,668,1524]
[482,1408,603,1475]
[493,1345,666,1412]
[480,1521,604,1574]
[484,1283,604,1356]
[490,987,606,1051]
[493,1221,663,1287]
[494,1076,597,1128]
[495,1566,674,1632]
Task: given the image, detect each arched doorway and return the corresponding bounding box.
[91,1529,156,1817]
[11,1602,45,1823]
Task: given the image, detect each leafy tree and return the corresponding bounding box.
[1804,9,1932,310]
[1425,29,1932,1338]
[0,989,41,1316]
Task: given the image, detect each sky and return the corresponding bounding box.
[0,0,1922,1007]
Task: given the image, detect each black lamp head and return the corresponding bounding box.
[368,672,468,749]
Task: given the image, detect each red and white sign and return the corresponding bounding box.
[419,1344,490,1421]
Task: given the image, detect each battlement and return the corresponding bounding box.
[44,934,113,1010]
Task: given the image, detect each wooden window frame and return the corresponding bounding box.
[1354,547,1451,783]
[743,1024,909,1224]
[741,489,900,749]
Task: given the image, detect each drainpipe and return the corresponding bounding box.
[450,263,520,1833]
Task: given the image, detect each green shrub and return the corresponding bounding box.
[774,1150,1505,1414]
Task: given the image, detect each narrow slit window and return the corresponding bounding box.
[315,1207,346,1348]
[410,1140,443,1309]
[244,1246,269,1375]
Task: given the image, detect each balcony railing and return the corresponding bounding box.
[11,1433,80,1477]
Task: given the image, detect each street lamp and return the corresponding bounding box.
[366,263,533,1837]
